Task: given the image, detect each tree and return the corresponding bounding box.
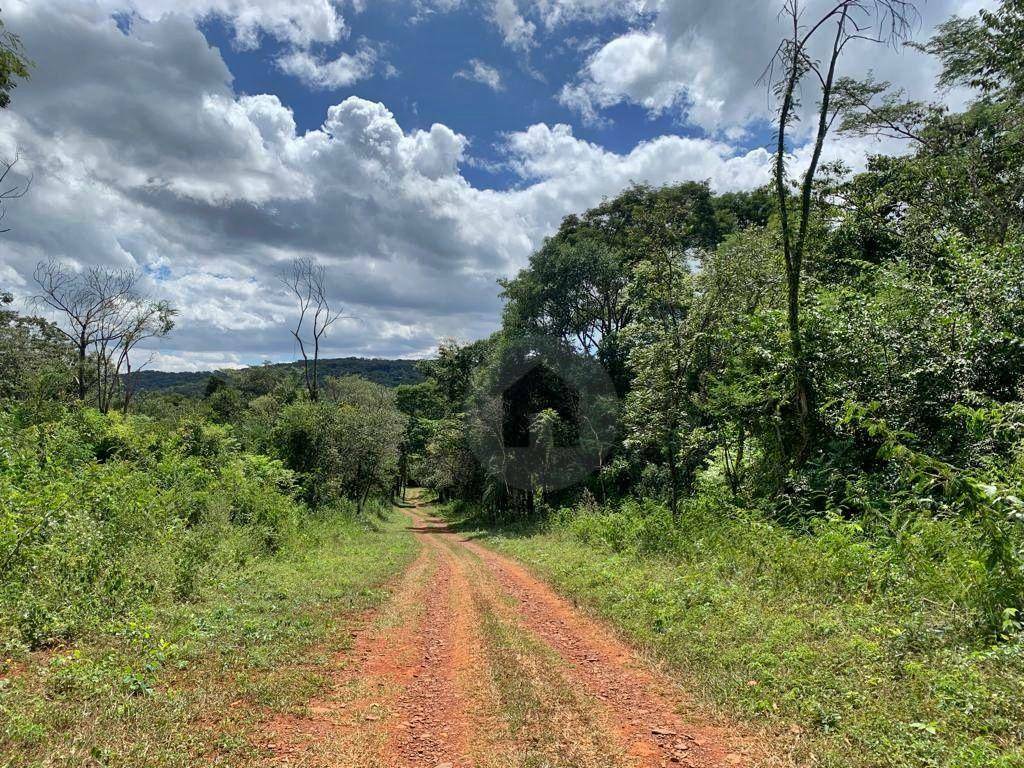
[830,1,1024,247]
[394,380,447,492]
[334,393,408,512]
[417,336,493,412]
[32,260,175,411]
[0,12,33,234]
[0,294,74,403]
[622,203,700,516]
[115,300,177,412]
[281,257,343,402]
[501,183,725,393]
[424,416,481,503]
[0,12,30,109]
[925,0,1024,101]
[272,378,408,512]
[33,260,139,402]
[764,0,919,461]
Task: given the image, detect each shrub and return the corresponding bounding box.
[0,408,306,652]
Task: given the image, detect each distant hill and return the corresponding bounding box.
[131,357,425,396]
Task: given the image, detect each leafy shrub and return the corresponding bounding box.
[0,407,306,652]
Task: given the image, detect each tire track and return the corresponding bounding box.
[261,496,761,768]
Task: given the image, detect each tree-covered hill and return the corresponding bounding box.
[130,356,424,395]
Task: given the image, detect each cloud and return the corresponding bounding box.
[498,123,774,241]
[528,0,652,28]
[0,1,857,370]
[277,42,382,89]
[558,0,995,133]
[146,351,250,372]
[82,0,349,48]
[491,0,537,51]
[424,0,649,53]
[455,59,505,91]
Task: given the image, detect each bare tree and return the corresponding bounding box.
[281,257,343,402]
[118,301,176,412]
[33,259,175,410]
[91,298,175,413]
[762,0,919,460]
[0,155,30,234]
[34,260,139,401]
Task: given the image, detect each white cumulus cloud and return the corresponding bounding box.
[559,0,996,133]
[277,42,382,89]
[455,59,505,91]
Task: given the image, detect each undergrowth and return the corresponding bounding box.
[0,407,417,767]
[447,495,1024,768]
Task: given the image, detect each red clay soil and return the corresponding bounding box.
[259,497,765,768]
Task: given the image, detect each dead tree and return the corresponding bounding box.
[281,257,343,402]
[118,301,176,413]
[93,298,175,413]
[762,0,918,462]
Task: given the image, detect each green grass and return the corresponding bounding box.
[0,508,417,768]
[447,498,1024,768]
[478,602,626,768]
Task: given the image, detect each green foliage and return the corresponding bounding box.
[0,13,31,110]
[499,181,752,392]
[416,337,492,410]
[0,507,416,767]
[0,407,302,651]
[840,403,1024,629]
[926,0,1024,100]
[0,301,74,407]
[270,378,407,511]
[3,2,1023,762]
[466,497,1024,767]
[409,1,1024,650]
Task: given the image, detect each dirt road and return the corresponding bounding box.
[262,496,756,768]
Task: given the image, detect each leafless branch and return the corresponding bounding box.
[0,155,31,234]
[32,259,174,410]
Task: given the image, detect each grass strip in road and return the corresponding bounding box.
[0,509,417,768]
[477,595,630,768]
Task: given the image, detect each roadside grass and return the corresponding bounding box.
[444,498,1024,768]
[0,508,417,768]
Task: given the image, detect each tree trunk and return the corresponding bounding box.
[787,268,816,458]
[666,425,680,519]
[122,359,134,413]
[77,336,87,401]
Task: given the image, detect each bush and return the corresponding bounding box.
[0,407,306,651]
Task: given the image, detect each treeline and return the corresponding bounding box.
[129,357,424,397]
[399,1,1024,633]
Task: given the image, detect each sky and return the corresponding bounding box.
[0,0,993,371]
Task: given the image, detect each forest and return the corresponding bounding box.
[2,1,1024,766]
[129,358,424,397]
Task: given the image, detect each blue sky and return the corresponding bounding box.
[198,5,705,191]
[0,0,987,370]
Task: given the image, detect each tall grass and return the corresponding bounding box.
[0,406,418,766]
